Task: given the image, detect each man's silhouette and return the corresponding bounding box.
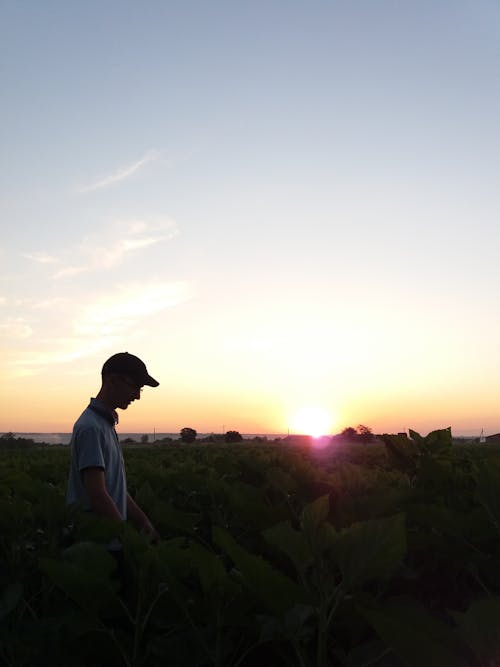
[67,352,159,541]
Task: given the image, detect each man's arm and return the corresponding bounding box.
[127,494,159,542]
[82,467,123,521]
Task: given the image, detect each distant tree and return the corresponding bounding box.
[340,427,358,442]
[180,427,197,443]
[0,433,35,448]
[225,430,243,443]
[140,434,149,444]
[357,424,374,443]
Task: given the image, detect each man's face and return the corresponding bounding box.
[112,374,143,410]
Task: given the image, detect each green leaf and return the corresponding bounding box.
[359,597,470,667]
[40,549,122,617]
[407,504,463,538]
[417,458,454,488]
[283,603,315,639]
[380,434,418,474]
[140,538,195,605]
[336,640,393,667]
[0,582,22,620]
[188,542,233,596]
[408,429,425,447]
[63,541,118,579]
[409,427,452,455]
[213,526,306,615]
[302,494,329,528]
[262,521,311,571]
[300,494,338,558]
[148,629,213,664]
[134,480,156,509]
[301,493,328,537]
[73,513,124,543]
[423,427,452,454]
[336,514,406,589]
[476,462,500,532]
[453,596,500,664]
[258,604,315,643]
[154,502,200,534]
[227,481,283,529]
[266,467,296,495]
[461,507,498,542]
[154,537,193,578]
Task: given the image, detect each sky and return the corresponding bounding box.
[1,0,500,436]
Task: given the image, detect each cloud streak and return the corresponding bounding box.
[50,218,178,279]
[14,297,69,310]
[0,317,33,339]
[74,281,192,337]
[75,150,159,193]
[22,252,59,264]
[9,337,118,374]
[7,280,192,377]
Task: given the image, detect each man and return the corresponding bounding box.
[67,352,159,541]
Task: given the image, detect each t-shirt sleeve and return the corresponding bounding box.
[74,426,106,471]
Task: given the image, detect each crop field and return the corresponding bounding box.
[2,429,500,667]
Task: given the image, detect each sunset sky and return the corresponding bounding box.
[2,1,500,436]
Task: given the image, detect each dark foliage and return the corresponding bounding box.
[180,426,197,443]
[224,430,243,443]
[1,430,500,666]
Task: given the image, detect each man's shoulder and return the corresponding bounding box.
[74,406,95,426]
[73,406,108,434]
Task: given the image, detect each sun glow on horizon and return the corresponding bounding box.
[290,406,333,438]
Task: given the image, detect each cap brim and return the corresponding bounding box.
[144,375,159,387]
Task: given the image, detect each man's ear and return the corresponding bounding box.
[102,373,114,387]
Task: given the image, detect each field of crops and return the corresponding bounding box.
[2,429,500,667]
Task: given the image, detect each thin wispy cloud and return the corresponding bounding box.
[74,281,192,337]
[14,297,68,310]
[51,218,178,279]
[10,337,118,372]
[7,281,192,378]
[51,266,87,280]
[0,317,33,339]
[22,252,59,264]
[75,150,159,193]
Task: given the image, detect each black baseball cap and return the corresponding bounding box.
[102,352,159,387]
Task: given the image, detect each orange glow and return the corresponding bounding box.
[291,407,333,437]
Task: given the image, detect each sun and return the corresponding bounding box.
[291,406,333,438]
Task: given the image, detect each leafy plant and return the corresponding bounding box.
[3,434,500,666]
[380,427,452,486]
[180,427,197,444]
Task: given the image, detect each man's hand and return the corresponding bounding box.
[140,519,160,543]
[126,493,160,543]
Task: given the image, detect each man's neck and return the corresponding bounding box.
[95,388,117,411]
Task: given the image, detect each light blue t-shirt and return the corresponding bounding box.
[66,398,127,519]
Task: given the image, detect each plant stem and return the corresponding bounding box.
[95,625,132,667]
[361,648,391,666]
[291,640,311,667]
